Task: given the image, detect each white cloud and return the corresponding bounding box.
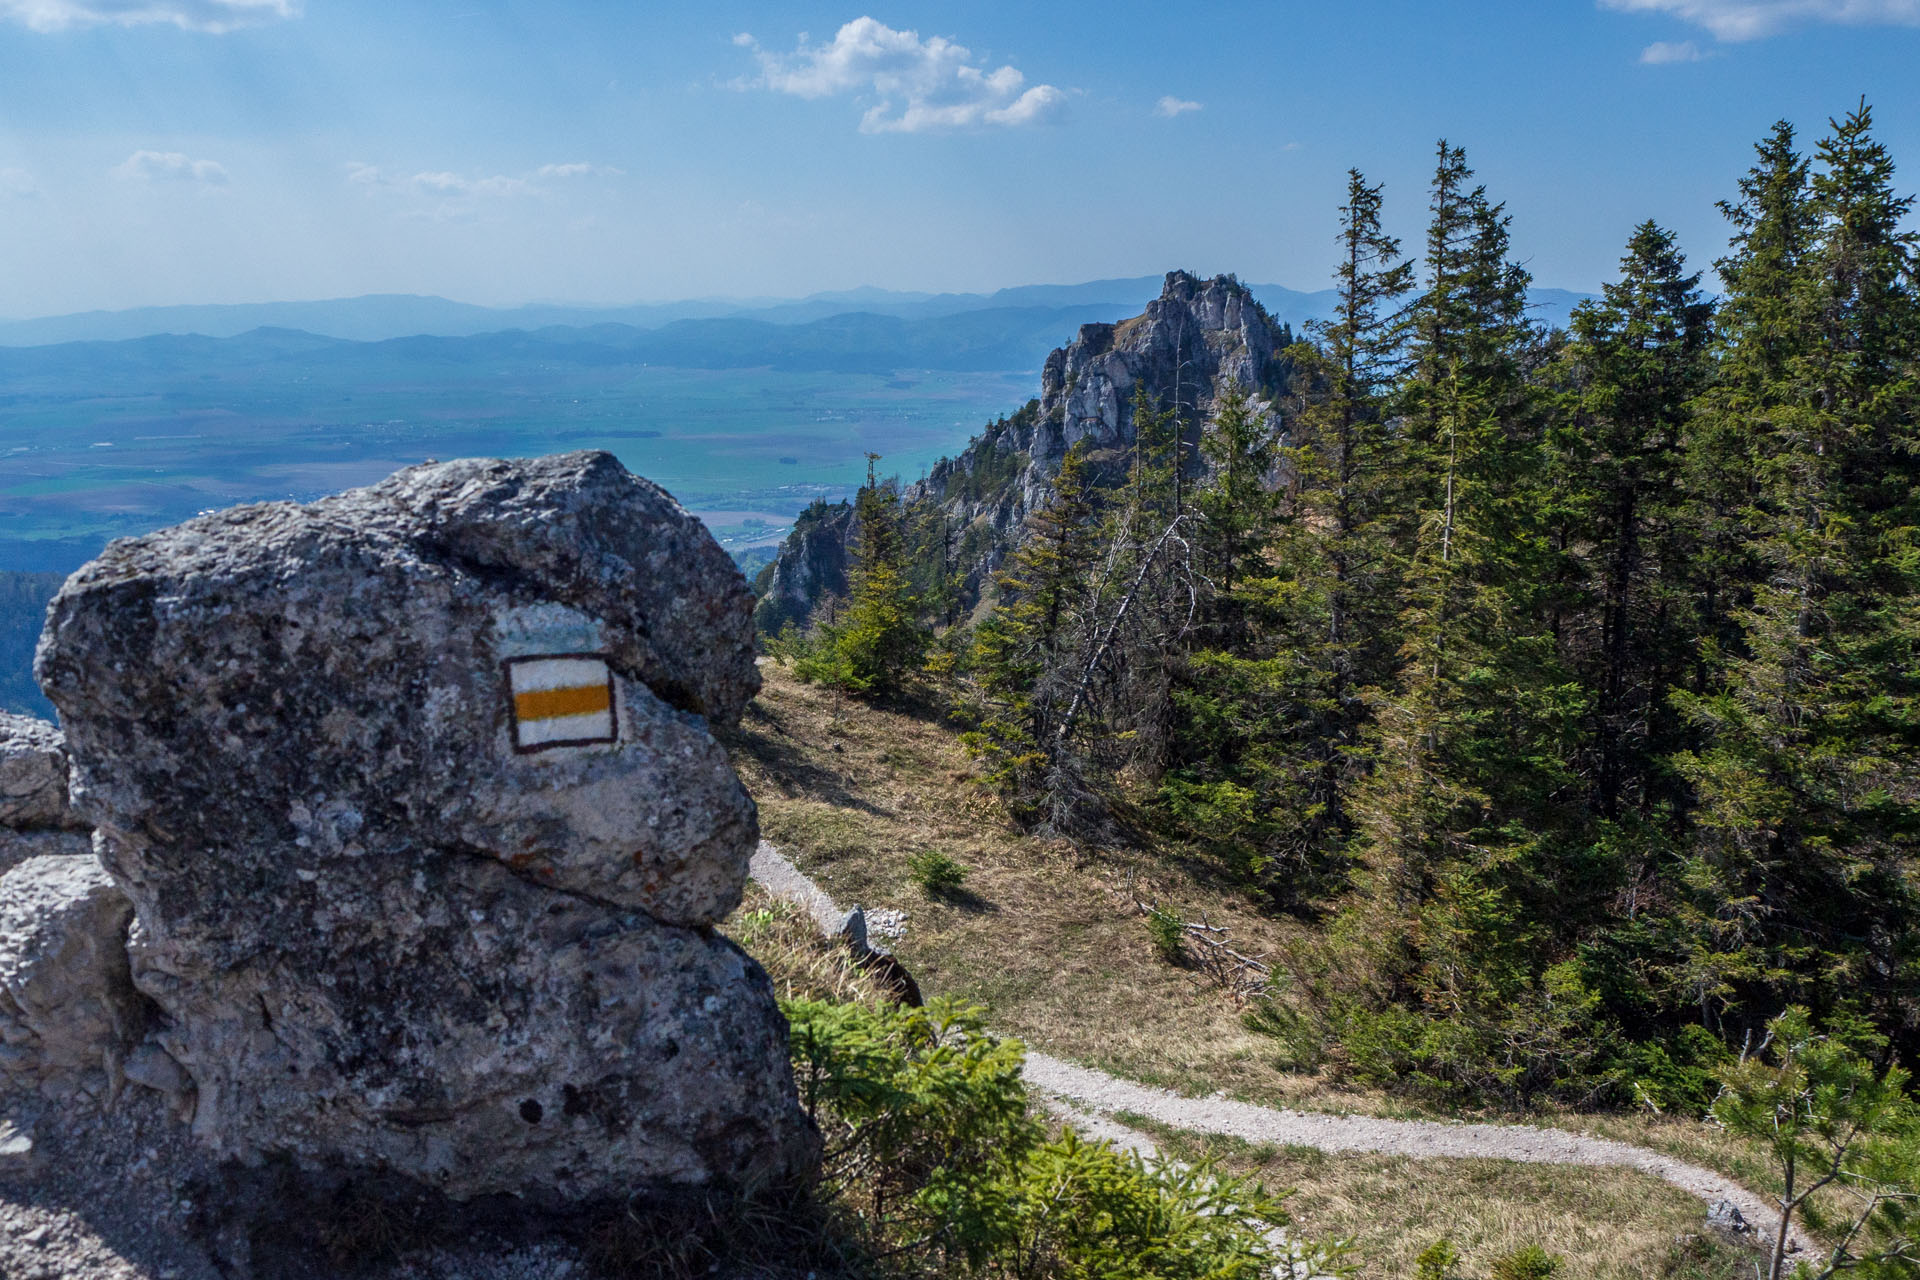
[112,150,228,183]
[1640,37,1708,58]
[535,162,622,179]
[348,162,616,195]
[0,167,39,197]
[344,161,616,221]
[409,170,532,197]
[739,16,1067,134]
[1155,95,1202,118]
[1,0,294,33]
[1600,0,1920,40]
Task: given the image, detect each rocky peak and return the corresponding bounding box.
[754,271,1294,632]
[1032,270,1286,471]
[922,270,1290,536]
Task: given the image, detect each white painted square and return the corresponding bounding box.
[506,655,617,752]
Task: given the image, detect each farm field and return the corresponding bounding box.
[0,346,1032,572]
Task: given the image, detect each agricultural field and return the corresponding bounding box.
[0,333,1033,573]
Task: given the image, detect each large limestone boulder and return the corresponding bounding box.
[0,855,141,1102]
[34,451,815,1202]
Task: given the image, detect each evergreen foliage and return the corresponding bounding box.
[966,440,1104,819]
[952,102,1920,1105]
[1711,1007,1920,1279]
[785,997,1349,1278]
[794,455,929,697]
[815,102,1920,1110]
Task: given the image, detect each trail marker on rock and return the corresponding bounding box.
[505,654,617,751]
[34,450,816,1203]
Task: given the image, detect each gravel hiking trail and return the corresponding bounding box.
[748,840,1812,1257]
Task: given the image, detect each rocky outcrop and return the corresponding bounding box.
[0,856,141,1104]
[0,715,91,874]
[757,271,1295,631]
[33,451,817,1203]
[923,271,1290,555]
[753,498,854,635]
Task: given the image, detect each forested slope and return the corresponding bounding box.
[767,103,1920,1115]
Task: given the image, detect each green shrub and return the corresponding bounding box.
[783,996,1350,1279]
[1622,1024,1733,1115]
[907,847,970,896]
[1415,1237,1461,1280]
[1489,1243,1563,1280]
[1241,991,1329,1072]
[1146,907,1186,962]
[761,620,812,664]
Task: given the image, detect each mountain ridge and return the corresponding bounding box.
[0,279,1596,347]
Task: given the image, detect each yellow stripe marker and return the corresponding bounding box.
[514,683,612,722]
[507,655,618,751]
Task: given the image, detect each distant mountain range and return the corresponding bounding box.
[0,278,1597,348]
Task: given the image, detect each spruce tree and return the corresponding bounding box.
[1193,385,1279,642]
[1682,121,1818,694]
[1301,170,1417,712]
[1158,385,1301,883]
[795,455,927,697]
[1553,221,1713,820]
[968,442,1101,811]
[1670,104,1920,1046]
[1160,173,1416,891]
[1330,145,1594,1101]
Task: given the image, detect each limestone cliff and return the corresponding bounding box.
[755,270,1295,631]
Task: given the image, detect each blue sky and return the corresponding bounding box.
[0,0,1916,317]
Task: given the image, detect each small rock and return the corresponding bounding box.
[0,856,140,1099]
[864,907,908,943]
[122,1042,190,1096]
[837,905,869,951]
[0,1121,33,1171]
[1706,1198,1751,1236]
[0,829,93,880]
[0,715,76,832]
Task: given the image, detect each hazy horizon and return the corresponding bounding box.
[2,3,1916,319]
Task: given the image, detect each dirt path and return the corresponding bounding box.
[748,840,1811,1258]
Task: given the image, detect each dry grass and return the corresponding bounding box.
[725,664,1308,1101]
[1124,1118,1758,1280]
[723,662,1807,1271]
[723,882,897,1009]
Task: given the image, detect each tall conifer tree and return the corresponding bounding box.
[969,442,1101,810]
[1330,146,1594,1100]
[1554,222,1714,820]
[1671,104,1920,1044]
[1160,172,1415,888]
